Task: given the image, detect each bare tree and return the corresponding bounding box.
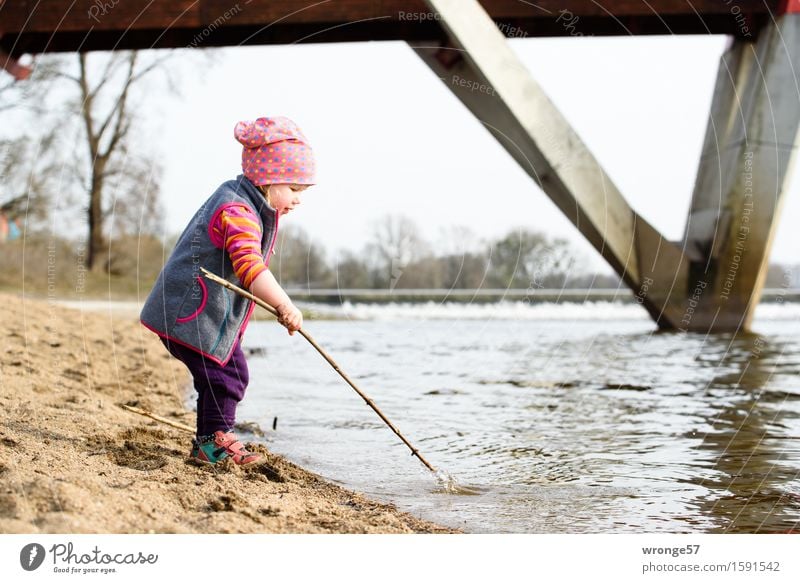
[487,228,579,288]
[437,251,491,289]
[435,225,490,289]
[0,53,61,114]
[273,225,332,287]
[0,132,56,230]
[332,249,371,289]
[1,50,171,270]
[365,214,428,289]
[1,56,76,232]
[64,51,170,270]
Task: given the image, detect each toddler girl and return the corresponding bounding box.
[140,116,315,466]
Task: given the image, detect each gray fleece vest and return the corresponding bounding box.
[140,175,278,365]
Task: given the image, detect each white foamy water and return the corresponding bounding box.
[302,300,799,322]
[53,298,799,324]
[753,301,800,320]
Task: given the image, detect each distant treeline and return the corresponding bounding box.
[0,217,612,296]
[2,216,796,299]
[269,216,616,290]
[269,217,798,291]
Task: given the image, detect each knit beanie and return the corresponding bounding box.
[234,116,316,186]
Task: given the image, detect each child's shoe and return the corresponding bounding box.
[190,430,263,466]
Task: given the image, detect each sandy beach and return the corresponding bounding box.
[0,293,454,534]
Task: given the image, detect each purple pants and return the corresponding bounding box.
[159,336,249,437]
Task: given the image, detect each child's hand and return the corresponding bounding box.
[276,302,303,335]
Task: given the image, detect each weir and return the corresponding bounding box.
[2,0,797,332]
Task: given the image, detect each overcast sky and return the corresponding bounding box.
[148,35,799,274]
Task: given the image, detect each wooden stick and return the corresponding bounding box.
[200,267,437,473]
[121,404,194,434]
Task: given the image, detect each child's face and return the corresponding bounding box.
[267,183,308,216]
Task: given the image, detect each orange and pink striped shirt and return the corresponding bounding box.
[210,204,270,289]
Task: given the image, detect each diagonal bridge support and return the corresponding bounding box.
[410,0,800,332]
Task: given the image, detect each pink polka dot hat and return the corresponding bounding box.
[234,116,316,186]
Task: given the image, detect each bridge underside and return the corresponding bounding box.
[0,0,784,55]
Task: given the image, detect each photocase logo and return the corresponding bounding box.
[19,543,46,571]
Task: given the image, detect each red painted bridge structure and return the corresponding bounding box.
[0,1,796,55]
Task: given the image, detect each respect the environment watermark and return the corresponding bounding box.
[555,10,593,37]
[398,11,528,37]
[187,3,244,48]
[720,151,754,301]
[87,0,121,23]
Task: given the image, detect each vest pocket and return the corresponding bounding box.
[176,275,208,323]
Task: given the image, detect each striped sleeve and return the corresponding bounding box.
[214,204,268,289]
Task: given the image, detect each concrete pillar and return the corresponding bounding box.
[681,14,800,331]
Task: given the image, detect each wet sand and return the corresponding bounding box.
[0,294,454,534]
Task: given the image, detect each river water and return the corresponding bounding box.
[237,301,800,533]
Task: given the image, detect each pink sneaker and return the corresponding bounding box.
[190,430,263,466]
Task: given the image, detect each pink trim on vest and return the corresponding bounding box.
[238,300,257,341]
[175,276,208,323]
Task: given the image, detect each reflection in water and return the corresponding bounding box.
[241,316,800,533]
[688,332,800,533]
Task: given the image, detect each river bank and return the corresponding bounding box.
[0,293,454,534]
